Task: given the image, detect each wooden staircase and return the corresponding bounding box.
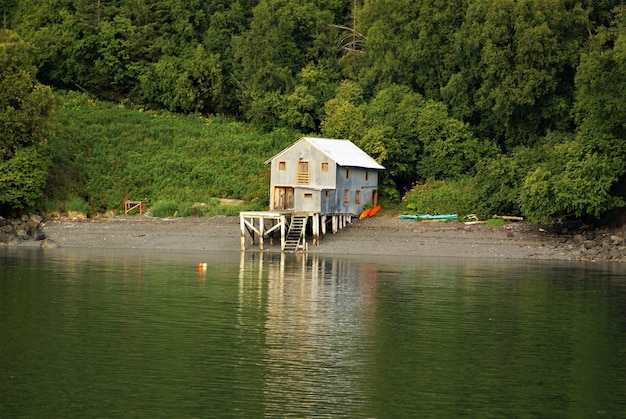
[283,215,307,252]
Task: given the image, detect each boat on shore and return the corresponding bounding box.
[399,213,458,220]
[368,205,381,217]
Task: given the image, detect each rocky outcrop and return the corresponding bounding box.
[541,224,626,263]
[0,214,46,245]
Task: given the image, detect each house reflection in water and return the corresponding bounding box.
[237,252,379,413]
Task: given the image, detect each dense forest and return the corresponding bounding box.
[2,0,626,222]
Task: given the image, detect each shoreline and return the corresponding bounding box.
[30,214,626,263]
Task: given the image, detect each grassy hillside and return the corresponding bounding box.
[45,91,298,216]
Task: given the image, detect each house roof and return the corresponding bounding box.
[266,137,385,170]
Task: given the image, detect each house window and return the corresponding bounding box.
[365,170,369,181]
[278,161,286,171]
[321,162,329,172]
[304,192,313,200]
[355,190,361,205]
[345,168,350,179]
[296,161,310,184]
[343,189,350,203]
[325,190,330,198]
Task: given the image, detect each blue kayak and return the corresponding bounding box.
[418,214,458,220]
[399,214,458,220]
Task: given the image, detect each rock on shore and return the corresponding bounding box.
[543,224,626,263]
[0,214,46,245]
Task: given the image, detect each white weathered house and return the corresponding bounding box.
[266,137,384,214]
[241,137,384,252]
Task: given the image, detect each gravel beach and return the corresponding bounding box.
[38,214,585,261]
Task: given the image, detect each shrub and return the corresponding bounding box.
[0,146,50,210]
[65,196,90,215]
[403,178,477,217]
[150,200,181,218]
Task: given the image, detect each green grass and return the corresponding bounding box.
[45,90,298,215]
[148,199,265,218]
[65,195,90,214]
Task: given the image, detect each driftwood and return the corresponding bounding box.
[493,215,524,221]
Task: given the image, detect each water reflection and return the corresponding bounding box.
[1,248,626,417]
[237,252,375,416]
[235,252,626,417]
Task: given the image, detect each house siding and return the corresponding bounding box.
[334,167,379,214]
[268,138,382,214]
[269,142,336,189]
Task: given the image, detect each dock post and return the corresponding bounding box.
[259,217,264,251]
[321,215,327,239]
[312,214,319,246]
[280,215,286,251]
[240,213,246,251]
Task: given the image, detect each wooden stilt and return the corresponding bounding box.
[312,214,319,246]
[280,216,286,251]
[240,213,246,251]
[240,212,287,251]
[259,217,264,251]
[240,211,353,251]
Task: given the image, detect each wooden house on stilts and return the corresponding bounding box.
[240,137,385,252]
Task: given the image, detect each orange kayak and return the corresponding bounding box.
[359,208,371,220]
[368,205,381,217]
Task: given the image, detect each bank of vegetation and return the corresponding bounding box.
[2,1,626,224]
[45,90,296,217]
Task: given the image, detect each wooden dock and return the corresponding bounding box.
[240,211,353,252]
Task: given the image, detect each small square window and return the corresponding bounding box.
[278,161,286,171]
[321,162,329,172]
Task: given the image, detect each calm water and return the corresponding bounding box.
[1,248,626,418]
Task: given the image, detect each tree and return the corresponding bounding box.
[442,0,591,150]
[514,5,626,222]
[0,29,55,210]
[416,101,499,180]
[233,0,337,128]
[0,0,18,27]
[518,133,624,222]
[359,0,464,98]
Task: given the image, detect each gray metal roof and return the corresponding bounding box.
[267,137,385,170]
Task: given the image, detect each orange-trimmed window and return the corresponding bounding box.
[343,189,350,203]
[355,190,361,204]
[321,162,329,172]
[296,161,310,184]
[278,161,286,171]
